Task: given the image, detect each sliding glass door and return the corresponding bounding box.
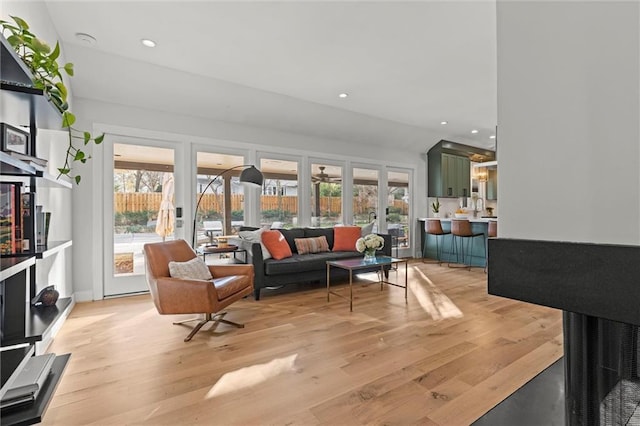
[386,169,411,257]
[105,139,180,296]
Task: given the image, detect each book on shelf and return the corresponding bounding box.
[21,192,35,251]
[36,206,51,247]
[1,353,55,410]
[0,182,23,255]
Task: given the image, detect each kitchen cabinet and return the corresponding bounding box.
[428,150,471,198]
[1,34,71,425]
[486,168,498,200]
[428,140,494,198]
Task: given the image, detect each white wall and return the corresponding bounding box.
[497,1,640,245]
[34,130,74,300]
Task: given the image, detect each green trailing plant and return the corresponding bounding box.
[1,15,103,184]
[431,197,440,213]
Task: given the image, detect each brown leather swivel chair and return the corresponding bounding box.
[143,239,254,342]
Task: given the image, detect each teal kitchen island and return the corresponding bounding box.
[418,217,496,268]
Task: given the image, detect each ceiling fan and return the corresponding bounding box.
[312,166,341,183]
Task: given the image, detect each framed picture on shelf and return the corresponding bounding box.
[1,123,30,155]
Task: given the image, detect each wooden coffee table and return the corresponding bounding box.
[326,256,408,311]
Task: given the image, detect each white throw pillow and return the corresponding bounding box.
[168,257,213,280]
[238,228,272,260]
[360,221,375,237]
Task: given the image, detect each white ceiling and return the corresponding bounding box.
[42,0,497,154]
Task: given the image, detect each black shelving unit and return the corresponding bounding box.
[1,33,72,426]
[0,258,36,282]
[1,298,72,348]
[0,152,72,189]
[1,354,70,426]
[34,241,73,259]
[1,36,61,131]
[0,346,34,390]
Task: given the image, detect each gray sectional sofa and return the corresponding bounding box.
[235,227,392,300]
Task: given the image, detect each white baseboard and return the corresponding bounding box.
[73,290,94,302]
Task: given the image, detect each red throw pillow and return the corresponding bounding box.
[332,226,362,251]
[261,230,293,260]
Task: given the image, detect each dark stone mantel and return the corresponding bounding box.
[488,238,640,425]
[488,238,640,327]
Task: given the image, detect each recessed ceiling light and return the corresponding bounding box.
[471,129,479,134]
[489,135,496,139]
[75,32,97,45]
[338,93,348,98]
[440,121,448,125]
[141,39,156,48]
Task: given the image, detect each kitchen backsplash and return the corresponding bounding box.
[429,197,498,218]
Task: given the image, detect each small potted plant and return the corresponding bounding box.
[431,198,441,217]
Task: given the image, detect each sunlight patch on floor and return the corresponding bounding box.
[409,267,464,321]
[143,406,161,421]
[63,313,116,332]
[206,353,299,399]
[115,308,159,328]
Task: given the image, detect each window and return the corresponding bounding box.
[387,170,411,252]
[195,152,245,245]
[310,163,342,227]
[353,167,378,226]
[259,158,298,228]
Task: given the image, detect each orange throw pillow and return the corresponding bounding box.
[261,230,293,260]
[332,226,362,251]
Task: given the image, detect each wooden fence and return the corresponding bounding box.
[114,193,407,215]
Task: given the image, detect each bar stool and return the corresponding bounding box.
[485,220,497,273]
[423,219,450,266]
[448,219,486,270]
[488,220,497,238]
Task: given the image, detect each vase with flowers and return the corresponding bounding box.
[356,233,385,262]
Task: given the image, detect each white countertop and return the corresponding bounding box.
[418,217,497,223]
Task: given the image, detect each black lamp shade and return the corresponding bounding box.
[239,165,264,187]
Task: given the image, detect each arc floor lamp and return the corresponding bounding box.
[192,165,264,248]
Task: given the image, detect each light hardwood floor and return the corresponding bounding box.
[42,260,563,425]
